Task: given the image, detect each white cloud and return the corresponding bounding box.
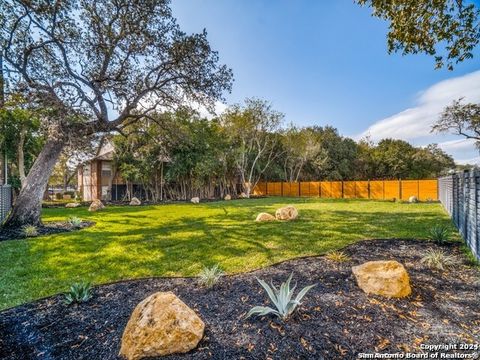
[357,70,480,142]
[456,156,480,165]
[437,138,477,153]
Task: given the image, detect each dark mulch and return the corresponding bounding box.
[0,221,95,241]
[0,239,479,360]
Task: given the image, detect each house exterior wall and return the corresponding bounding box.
[78,159,127,201]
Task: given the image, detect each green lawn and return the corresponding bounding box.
[0,197,457,310]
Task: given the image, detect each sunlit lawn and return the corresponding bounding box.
[0,197,457,310]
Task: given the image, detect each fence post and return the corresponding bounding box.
[298,181,301,197]
[319,181,322,198]
[341,181,344,198]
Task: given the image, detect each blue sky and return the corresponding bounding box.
[172,0,480,163]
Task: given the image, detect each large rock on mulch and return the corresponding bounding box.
[255,212,276,222]
[352,260,411,298]
[119,292,205,360]
[65,202,80,208]
[224,194,231,201]
[408,196,418,203]
[191,197,200,204]
[239,192,248,199]
[275,206,298,221]
[129,197,141,206]
[88,199,105,212]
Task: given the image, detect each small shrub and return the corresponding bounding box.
[325,250,351,262]
[428,225,449,245]
[421,249,455,271]
[198,264,224,288]
[22,225,38,238]
[247,273,315,321]
[64,282,93,305]
[68,216,82,229]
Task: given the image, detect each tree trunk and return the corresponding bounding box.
[17,127,27,189]
[3,137,65,228]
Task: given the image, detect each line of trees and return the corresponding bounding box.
[111,99,456,201]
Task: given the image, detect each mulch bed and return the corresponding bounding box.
[0,239,479,360]
[0,221,95,241]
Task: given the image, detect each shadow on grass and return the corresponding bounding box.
[0,197,456,309]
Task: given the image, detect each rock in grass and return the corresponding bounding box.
[239,192,248,198]
[408,196,418,203]
[65,202,80,208]
[275,206,298,221]
[191,197,200,204]
[255,212,276,222]
[88,199,105,212]
[129,197,141,206]
[119,292,204,360]
[352,260,411,298]
[224,194,231,201]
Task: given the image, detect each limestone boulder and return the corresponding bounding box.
[224,194,231,201]
[130,197,141,206]
[191,197,200,204]
[239,192,248,198]
[255,212,276,222]
[65,202,80,208]
[408,196,418,203]
[352,260,411,298]
[275,206,298,221]
[88,199,105,212]
[119,292,204,360]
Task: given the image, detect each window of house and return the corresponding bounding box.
[101,162,112,179]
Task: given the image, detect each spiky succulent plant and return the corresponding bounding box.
[247,273,315,321]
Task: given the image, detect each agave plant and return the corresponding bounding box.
[64,282,93,305]
[247,273,315,321]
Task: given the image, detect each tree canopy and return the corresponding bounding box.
[0,0,233,227]
[358,0,480,70]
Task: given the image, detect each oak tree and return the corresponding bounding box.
[0,0,232,227]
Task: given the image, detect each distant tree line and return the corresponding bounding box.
[112,99,456,201]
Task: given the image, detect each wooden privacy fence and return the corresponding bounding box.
[253,179,438,201]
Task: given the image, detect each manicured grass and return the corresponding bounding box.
[0,198,458,310]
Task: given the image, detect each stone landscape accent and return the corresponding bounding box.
[129,197,141,206]
[352,260,411,298]
[275,206,298,221]
[191,197,200,204]
[255,212,276,222]
[409,196,418,203]
[224,194,231,201]
[119,292,204,360]
[65,203,80,208]
[88,199,105,212]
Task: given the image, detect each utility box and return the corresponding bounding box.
[0,185,12,224]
